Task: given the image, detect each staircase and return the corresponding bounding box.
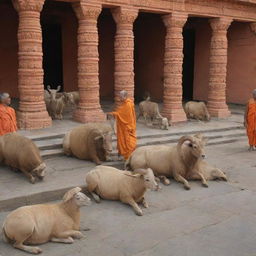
[31,125,246,160]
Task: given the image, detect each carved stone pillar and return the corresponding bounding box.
[162,13,187,123]
[12,0,51,129]
[207,17,232,118]
[111,7,138,104]
[72,2,105,123]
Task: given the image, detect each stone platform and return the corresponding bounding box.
[17,103,246,159]
[0,105,247,212]
[1,140,256,256]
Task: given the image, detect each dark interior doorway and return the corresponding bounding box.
[42,23,63,90]
[182,28,195,101]
[134,13,165,103]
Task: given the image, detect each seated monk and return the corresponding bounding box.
[0,93,17,136]
[244,89,256,151]
[108,90,137,160]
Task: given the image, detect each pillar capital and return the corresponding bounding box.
[162,12,188,28]
[12,0,45,12]
[72,2,101,21]
[250,22,256,34]
[111,7,138,26]
[209,17,233,32]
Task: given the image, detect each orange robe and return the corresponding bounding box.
[246,98,256,146]
[0,104,17,136]
[111,99,137,159]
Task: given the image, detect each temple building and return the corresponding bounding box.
[1,0,256,129]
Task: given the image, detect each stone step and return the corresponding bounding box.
[29,133,65,142]
[35,138,63,150]
[37,126,246,159]
[0,159,125,212]
[27,124,243,143]
[41,149,64,159]
[110,129,246,151]
[39,134,245,160]
[109,134,247,158]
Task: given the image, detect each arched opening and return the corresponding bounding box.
[98,8,116,103]
[134,13,165,103]
[41,0,78,92]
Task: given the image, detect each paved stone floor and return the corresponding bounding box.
[1,138,256,256]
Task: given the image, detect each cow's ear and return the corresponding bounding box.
[47,85,51,90]
[57,85,61,92]
[63,187,81,203]
[194,133,203,139]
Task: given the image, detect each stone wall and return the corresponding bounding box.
[227,21,256,104]
[0,1,18,98]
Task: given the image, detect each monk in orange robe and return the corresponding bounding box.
[0,93,17,136]
[244,89,256,151]
[108,90,137,160]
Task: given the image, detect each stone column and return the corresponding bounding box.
[111,7,138,105]
[162,13,187,123]
[72,2,105,123]
[207,17,232,118]
[13,0,51,129]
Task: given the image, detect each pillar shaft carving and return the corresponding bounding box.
[207,17,232,118]
[72,2,105,123]
[161,12,187,123]
[111,7,138,104]
[13,0,51,129]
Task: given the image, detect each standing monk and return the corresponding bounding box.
[108,90,137,160]
[0,93,17,136]
[244,89,256,151]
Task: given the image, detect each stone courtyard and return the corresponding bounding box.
[1,108,256,256]
[1,140,256,256]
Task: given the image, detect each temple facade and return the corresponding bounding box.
[1,0,256,129]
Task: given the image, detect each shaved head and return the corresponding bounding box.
[119,90,128,102]
[0,93,11,105]
[253,89,256,99]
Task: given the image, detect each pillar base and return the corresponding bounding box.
[73,108,106,123]
[17,111,52,130]
[162,108,187,124]
[208,107,231,118]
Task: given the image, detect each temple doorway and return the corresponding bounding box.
[134,13,165,103]
[42,23,63,90]
[182,28,196,101]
